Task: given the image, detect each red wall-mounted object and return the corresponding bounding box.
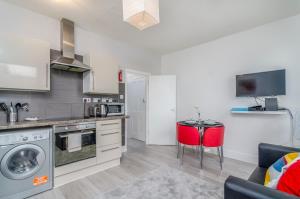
[118,70,123,82]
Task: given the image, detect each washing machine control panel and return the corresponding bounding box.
[0,128,50,145]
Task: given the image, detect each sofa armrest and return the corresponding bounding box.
[259,143,300,168]
[225,176,299,199]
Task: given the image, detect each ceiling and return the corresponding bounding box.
[3,0,300,54]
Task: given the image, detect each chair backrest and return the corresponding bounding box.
[202,126,225,147]
[177,123,201,146]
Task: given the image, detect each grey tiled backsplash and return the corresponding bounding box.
[0,69,125,122]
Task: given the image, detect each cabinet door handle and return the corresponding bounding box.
[92,70,95,91]
[101,147,120,152]
[101,123,120,126]
[46,63,49,88]
[101,132,119,136]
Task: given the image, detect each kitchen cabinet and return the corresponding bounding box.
[83,53,119,94]
[0,34,50,91]
[96,119,122,164]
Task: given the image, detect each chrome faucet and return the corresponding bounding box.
[15,103,30,122]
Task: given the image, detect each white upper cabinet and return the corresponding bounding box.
[83,53,119,94]
[0,34,50,91]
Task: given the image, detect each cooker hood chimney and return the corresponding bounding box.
[51,18,90,72]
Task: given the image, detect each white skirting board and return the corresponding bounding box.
[54,159,120,187]
[223,148,258,164]
[122,145,127,152]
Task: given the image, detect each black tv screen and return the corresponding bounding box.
[236,69,286,97]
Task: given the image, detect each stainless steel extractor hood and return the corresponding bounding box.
[51,18,90,72]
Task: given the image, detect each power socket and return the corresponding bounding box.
[83,98,91,103]
[93,98,100,103]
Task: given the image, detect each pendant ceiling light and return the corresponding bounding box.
[122,0,160,30]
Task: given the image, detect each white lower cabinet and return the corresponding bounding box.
[97,130,121,146]
[54,119,122,187]
[96,119,121,131]
[96,119,122,164]
[97,144,122,164]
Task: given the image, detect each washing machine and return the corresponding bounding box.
[0,127,53,199]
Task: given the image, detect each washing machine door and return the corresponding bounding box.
[0,144,46,180]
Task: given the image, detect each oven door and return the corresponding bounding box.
[55,130,96,167]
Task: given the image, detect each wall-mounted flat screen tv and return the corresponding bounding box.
[236,69,286,97]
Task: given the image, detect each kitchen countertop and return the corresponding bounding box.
[0,115,129,131]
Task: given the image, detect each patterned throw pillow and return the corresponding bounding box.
[264,152,300,188]
[277,159,300,197]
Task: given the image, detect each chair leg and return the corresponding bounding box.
[200,145,204,169]
[217,147,223,170]
[181,145,185,165]
[221,146,224,163]
[177,142,180,159]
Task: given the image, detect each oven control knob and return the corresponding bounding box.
[65,127,68,130]
[22,137,28,141]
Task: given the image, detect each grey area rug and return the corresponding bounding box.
[99,166,223,199]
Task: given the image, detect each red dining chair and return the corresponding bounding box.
[177,123,201,165]
[201,126,225,169]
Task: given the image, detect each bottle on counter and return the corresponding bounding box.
[9,102,17,123]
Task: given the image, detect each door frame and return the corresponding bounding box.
[123,69,151,151]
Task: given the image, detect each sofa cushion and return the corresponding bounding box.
[248,167,267,184]
[264,153,300,188]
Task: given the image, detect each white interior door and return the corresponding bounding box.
[127,74,147,142]
[148,75,176,145]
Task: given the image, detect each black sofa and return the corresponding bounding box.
[225,143,300,199]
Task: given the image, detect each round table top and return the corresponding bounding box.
[178,120,224,128]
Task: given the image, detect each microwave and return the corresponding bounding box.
[89,103,125,117]
[107,103,125,116]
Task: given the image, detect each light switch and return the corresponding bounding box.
[120,95,124,100]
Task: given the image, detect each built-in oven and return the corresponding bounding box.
[107,103,125,116]
[54,122,96,167]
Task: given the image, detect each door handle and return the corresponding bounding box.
[92,70,95,91]
[101,132,119,136]
[101,123,120,126]
[101,147,120,152]
[46,63,49,88]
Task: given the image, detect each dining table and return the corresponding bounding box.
[177,120,225,168]
[177,119,224,142]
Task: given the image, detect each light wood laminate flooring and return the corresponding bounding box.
[30,139,255,199]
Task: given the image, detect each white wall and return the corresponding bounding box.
[162,15,300,163]
[0,1,161,74]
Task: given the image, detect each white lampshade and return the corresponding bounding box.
[123,0,160,30]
